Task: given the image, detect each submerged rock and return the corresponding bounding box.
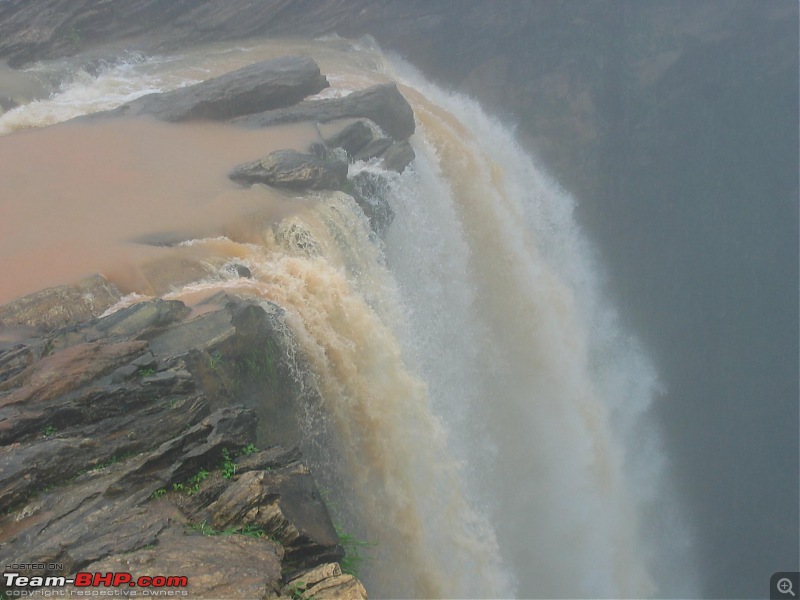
[234,83,416,141]
[91,56,329,123]
[232,264,253,278]
[381,140,416,173]
[348,171,396,236]
[230,148,348,190]
[0,274,121,331]
[322,119,379,157]
[353,137,393,161]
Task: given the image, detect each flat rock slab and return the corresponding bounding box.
[284,563,368,600]
[0,275,121,331]
[230,148,348,190]
[84,526,284,599]
[92,56,329,122]
[234,83,416,141]
[353,137,392,161]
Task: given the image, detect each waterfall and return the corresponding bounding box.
[0,38,695,599]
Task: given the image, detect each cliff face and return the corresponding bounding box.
[0,54,421,599]
[0,287,368,598]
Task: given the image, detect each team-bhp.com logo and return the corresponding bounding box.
[3,570,188,597]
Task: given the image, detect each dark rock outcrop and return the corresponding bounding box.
[349,171,396,237]
[234,83,416,141]
[230,148,348,191]
[322,119,378,157]
[90,56,329,123]
[197,457,341,569]
[0,291,362,598]
[353,137,393,161]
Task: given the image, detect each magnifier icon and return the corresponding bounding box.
[778,578,796,597]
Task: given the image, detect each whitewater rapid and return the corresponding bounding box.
[0,37,696,598]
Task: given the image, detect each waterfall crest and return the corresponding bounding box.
[1,38,696,598]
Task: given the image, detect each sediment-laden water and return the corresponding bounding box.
[0,38,695,598]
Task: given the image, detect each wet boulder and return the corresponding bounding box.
[89,56,329,123]
[348,171,395,237]
[229,148,348,190]
[234,83,416,141]
[353,137,393,161]
[321,119,379,157]
[381,140,416,173]
[0,274,121,331]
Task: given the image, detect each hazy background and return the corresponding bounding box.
[1,1,797,597]
[332,4,800,597]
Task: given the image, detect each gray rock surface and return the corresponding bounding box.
[349,171,396,237]
[0,292,360,597]
[234,83,416,141]
[91,56,329,123]
[230,148,348,190]
[381,140,416,173]
[0,275,121,331]
[322,119,378,157]
[353,137,393,161]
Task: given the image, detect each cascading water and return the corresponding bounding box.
[0,37,695,599]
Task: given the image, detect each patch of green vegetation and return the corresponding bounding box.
[336,525,373,578]
[138,367,155,377]
[162,446,260,500]
[41,339,54,356]
[241,347,279,383]
[208,351,223,371]
[241,443,259,456]
[68,25,81,47]
[340,179,356,197]
[184,469,210,495]
[288,580,312,600]
[42,425,58,437]
[86,453,130,473]
[73,452,137,478]
[220,448,236,479]
[187,521,270,540]
[169,467,212,496]
[237,524,269,539]
[187,520,216,535]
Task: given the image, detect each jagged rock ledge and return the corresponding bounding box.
[0,287,366,599]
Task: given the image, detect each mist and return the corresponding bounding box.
[0,1,797,598]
